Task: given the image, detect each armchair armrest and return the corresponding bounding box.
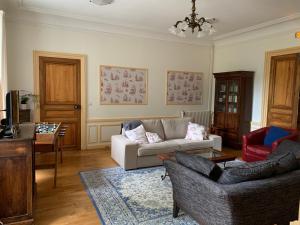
[243,127,268,146]
[208,134,222,151]
[111,135,139,170]
[272,131,298,150]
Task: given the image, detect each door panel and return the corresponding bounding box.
[39,57,81,150]
[267,54,300,128]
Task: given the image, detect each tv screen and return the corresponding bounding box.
[6,90,19,127]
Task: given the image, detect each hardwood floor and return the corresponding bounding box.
[34,148,300,225]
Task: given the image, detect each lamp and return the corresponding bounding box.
[169,0,216,38]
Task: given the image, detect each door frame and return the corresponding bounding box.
[33,51,87,150]
[262,46,300,127]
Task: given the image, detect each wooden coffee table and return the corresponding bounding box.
[158,148,236,180]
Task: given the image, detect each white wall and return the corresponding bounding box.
[6,20,213,120]
[213,18,300,126]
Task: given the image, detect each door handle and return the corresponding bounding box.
[74,104,81,110]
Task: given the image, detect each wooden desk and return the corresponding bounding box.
[0,124,35,225]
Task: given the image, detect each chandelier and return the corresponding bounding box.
[169,0,216,38]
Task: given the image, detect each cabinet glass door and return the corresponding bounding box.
[215,80,227,112]
[227,79,239,113]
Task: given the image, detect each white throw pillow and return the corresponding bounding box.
[125,125,148,144]
[145,132,163,144]
[185,122,206,141]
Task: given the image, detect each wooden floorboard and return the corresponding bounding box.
[34,148,300,225]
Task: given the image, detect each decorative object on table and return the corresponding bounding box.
[80,166,198,225]
[100,65,148,105]
[242,126,298,162]
[169,0,216,38]
[212,71,254,149]
[166,70,203,105]
[20,95,29,110]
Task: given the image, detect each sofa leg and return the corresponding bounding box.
[173,200,180,218]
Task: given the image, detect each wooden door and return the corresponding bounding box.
[39,57,81,150]
[267,53,300,128]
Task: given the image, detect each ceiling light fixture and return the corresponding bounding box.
[89,0,114,6]
[169,0,216,38]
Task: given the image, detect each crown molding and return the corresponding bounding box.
[213,12,300,41]
[6,0,212,47]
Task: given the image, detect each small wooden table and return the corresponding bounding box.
[158,148,236,180]
[34,122,61,187]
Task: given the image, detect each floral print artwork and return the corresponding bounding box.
[167,70,203,105]
[100,66,148,104]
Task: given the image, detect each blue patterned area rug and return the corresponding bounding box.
[79,166,198,225]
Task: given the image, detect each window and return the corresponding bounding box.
[0,10,7,119]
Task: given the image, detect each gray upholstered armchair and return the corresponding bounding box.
[164,160,300,225]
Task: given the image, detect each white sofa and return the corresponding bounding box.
[111,117,222,170]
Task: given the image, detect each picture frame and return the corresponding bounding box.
[100,65,148,105]
[166,70,203,105]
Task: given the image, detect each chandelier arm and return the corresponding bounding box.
[174,20,183,27]
[198,17,206,25]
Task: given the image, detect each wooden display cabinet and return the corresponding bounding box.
[213,71,254,149]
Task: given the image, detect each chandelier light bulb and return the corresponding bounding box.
[178,31,186,38]
[197,31,206,38]
[168,26,177,35]
[209,27,216,35]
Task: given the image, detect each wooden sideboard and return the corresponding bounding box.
[0,124,35,225]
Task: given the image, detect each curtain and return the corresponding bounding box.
[0,10,7,119]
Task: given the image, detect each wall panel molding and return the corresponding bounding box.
[86,115,179,149]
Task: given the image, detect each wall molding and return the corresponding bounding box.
[5,8,212,47]
[86,115,179,149]
[214,13,300,41]
[214,16,300,47]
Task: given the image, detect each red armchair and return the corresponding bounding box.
[242,127,298,162]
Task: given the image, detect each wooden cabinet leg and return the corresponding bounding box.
[54,143,58,188]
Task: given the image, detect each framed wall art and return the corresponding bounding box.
[166,70,203,105]
[100,65,148,105]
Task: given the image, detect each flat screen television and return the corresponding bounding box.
[5,90,20,128]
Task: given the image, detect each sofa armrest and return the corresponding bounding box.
[111,135,139,170]
[208,134,222,151]
[272,132,298,150]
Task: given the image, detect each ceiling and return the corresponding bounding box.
[2,0,300,40]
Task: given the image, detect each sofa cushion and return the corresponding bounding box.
[269,152,299,174]
[263,126,289,146]
[145,132,162,144]
[218,160,277,184]
[161,117,192,140]
[174,139,213,151]
[268,140,300,163]
[142,119,165,140]
[123,120,142,131]
[185,122,205,141]
[176,151,222,181]
[125,125,148,144]
[137,140,180,156]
